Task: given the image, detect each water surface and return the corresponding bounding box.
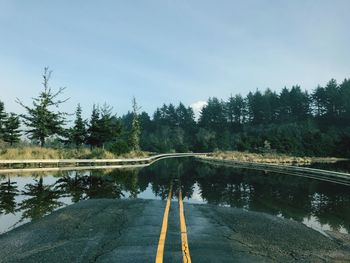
[0,158,349,235]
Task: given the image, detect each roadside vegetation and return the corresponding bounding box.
[0,67,350,159]
[0,147,149,160]
[140,79,350,157]
[205,151,344,165]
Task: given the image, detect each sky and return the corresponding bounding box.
[0,0,349,120]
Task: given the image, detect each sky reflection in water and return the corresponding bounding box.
[0,158,349,235]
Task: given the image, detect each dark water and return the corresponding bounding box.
[307,160,350,173]
[0,158,349,235]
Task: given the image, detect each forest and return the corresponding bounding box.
[0,69,350,157]
[128,78,350,157]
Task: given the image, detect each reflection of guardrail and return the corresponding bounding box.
[0,153,207,173]
[197,157,350,186]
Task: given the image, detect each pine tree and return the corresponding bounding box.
[225,94,246,129]
[71,104,87,147]
[339,78,350,121]
[3,113,21,145]
[289,86,310,121]
[0,101,7,140]
[324,79,341,118]
[312,85,327,117]
[199,97,226,132]
[86,103,121,148]
[97,103,119,148]
[129,97,141,151]
[16,67,68,147]
[226,95,235,127]
[0,178,18,215]
[87,104,100,148]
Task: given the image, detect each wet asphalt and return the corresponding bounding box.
[0,199,349,263]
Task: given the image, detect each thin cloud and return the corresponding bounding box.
[190,100,207,120]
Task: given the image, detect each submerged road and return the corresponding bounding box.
[0,196,349,262]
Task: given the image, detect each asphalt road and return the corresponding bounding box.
[0,198,349,263]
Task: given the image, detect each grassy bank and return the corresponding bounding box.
[0,147,150,160]
[0,147,345,164]
[207,151,346,165]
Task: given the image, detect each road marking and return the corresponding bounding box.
[155,185,172,263]
[179,190,192,263]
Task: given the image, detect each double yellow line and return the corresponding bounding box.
[179,190,191,263]
[155,186,191,263]
[155,186,173,262]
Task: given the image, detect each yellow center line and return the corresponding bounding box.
[155,185,172,263]
[179,190,192,263]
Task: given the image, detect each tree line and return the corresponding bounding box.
[127,78,350,157]
[0,68,141,153]
[0,68,349,157]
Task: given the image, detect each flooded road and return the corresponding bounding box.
[1,158,349,235]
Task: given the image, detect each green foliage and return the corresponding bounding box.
[135,78,350,157]
[86,104,100,147]
[138,102,198,153]
[0,178,18,215]
[129,97,141,151]
[16,67,68,147]
[0,101,7,139]
[70,104,87,147]
[109,140,130,155]
[86,104,122,149]
[199,97,226,133]
[3,73,350,157]
[226,94,246,129]
[3,113,21,146]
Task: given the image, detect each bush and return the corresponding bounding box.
[108,141,130,155]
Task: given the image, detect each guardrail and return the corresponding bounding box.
[0,153,207,173]
[1,153,349,185]
[197,156,350,186]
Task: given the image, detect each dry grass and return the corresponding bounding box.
[206,151,343,165]
[0,147,150,160]
[0,147,61,160]
[119,151,150,159]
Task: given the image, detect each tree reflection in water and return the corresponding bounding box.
[55,171,87,203]
[0,158,349,233]
[0,177,18,215]
[18,176,62,221]
[194,162,350,233]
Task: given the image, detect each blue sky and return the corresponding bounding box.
[0,0,349,119]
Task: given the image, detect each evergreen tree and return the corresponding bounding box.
[278,87,292,122]
[0,101,7,140]
[97,103,121,148]
[138,111,153,150]
[16,67,68,147]
[176,103,196,132]
[0,178,18,215]
[246,91,265,124]
[312,85,327,117]
[199,97,226,133]
[129,97,141,151]
[18,177,62,221]
[289,86,310,121]
[263,89,279,123]
[339,78,350,121]
[87,104,100,148]
[166,103,178,127]
[176,103,196,149]
[71,104,87,147]
[324,79,341,119]
[229,94,246,127]
[3,113,21,145]
[226,95,236,128]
